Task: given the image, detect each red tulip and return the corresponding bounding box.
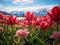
[20,19,32,26]
[0,13,4,19]
[40,21,49,30]
[32,20,36,26]
[20,19,28,27]
[35,17,40,26]
[37,16,53,27]
[48,6,60,21]
[24,12,37,21]
[45,16,53,26]
[15,19,19,24]
[0,13,4,23]
[6,15,17,25]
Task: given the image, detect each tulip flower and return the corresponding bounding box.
[15,19,19,24]
[20,19,28,27]
[35,17,40,27]
[31,20,36,26]
[0,13,4,19]
[48,6,60,21]
[16,29,29,37]
[24,12,37,21]
[0,13,4,23]
[50,31,60,39]
[6,15,17,25]
[35,16,53,28]
[45,16,53,26]
[40,21,49,30]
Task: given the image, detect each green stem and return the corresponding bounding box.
[21,37,25,45]
[11,25,14,45]
[3,16,8,45]
[55,38,58,45]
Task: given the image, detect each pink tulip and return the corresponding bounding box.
[50,31,60,39]
[16,29,29,37]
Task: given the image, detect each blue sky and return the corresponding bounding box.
[0,0,60,12]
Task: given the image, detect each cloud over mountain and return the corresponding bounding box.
[0,4,55,12]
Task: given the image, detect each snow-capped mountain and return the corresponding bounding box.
[0,8,48,16]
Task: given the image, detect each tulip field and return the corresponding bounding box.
[0,6,60,45]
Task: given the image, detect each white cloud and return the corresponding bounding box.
[0,4,6,11]
[13,0,34,4]
[0,4,58,12]
[5,5,54,12]
[0,4,3,8]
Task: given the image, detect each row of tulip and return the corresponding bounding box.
[0,6,60,45]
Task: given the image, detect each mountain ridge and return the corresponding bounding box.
[0,8,48,17]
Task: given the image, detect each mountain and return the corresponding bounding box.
[10,11,25,16]
[0,11,10,15]
[0,8,48,16]
[34,8,48,16]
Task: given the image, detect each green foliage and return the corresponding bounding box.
[0,23,60,45]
